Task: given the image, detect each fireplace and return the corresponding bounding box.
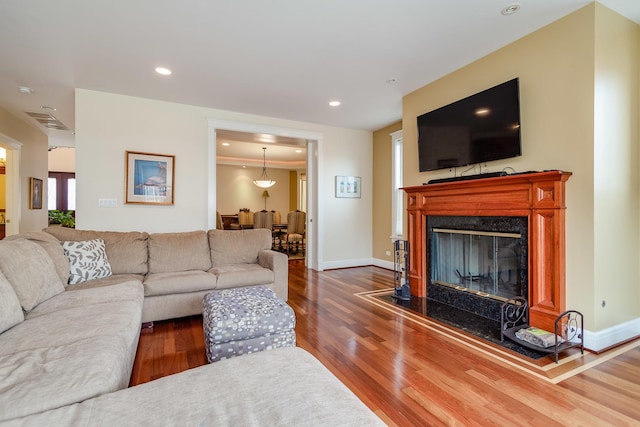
[426,215,528,324]
[403,171,571,332]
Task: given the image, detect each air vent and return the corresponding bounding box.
[24,112,69,131]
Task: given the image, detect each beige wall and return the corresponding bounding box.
[216,164,291,216]
[372,121,402,263]
[48,147,76,172]
[0,107,49,233]
[288,170,297,211]
[402,4,639,339]
[75,89,372,268]
[593,3,640,331]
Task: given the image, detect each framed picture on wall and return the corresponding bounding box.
[29,177,43,209]
[335,175,361,198]
[125,151,175,205]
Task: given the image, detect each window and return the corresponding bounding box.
[391,130,403,239]
[48,172,76,211]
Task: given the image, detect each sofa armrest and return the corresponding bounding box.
[258,249,288,301]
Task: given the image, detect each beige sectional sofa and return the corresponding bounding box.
[43,227,288,322]
[0,229,383,425]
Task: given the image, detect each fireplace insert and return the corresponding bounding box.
[427,216,528,322]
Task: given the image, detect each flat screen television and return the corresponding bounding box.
[417,78,521,172]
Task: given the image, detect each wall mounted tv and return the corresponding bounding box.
[417,78,521,172]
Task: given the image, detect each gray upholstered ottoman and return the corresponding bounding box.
[203,286,296,363]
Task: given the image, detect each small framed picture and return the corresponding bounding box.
[335,175,361,198]
[29,177,43,209]
[125,151,175,205]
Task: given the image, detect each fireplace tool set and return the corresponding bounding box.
[393,239,411,301]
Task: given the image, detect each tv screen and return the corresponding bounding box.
[417,78,521,172]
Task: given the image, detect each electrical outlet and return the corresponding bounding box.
[385,251,391,256]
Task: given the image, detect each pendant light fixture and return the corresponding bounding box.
[253,147,276,188]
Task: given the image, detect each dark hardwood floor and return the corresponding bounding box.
[130,260,640,426]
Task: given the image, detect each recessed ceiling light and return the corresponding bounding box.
[501,3,520,15]
[295,149,302,153]
[257,134,276,143]
[155,67,172,75]
[329,101,341,107]
[18,86,33,95]
[221,142,230,146]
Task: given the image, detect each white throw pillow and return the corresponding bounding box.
[63,239,113,285]
[0,269,23,333]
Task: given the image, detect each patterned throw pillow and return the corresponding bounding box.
[62,239,113,285]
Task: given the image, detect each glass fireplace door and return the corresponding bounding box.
[431,228,522,300]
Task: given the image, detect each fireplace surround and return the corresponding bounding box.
[403,170,571,332]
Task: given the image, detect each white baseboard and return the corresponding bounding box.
[318,258,374,271]
[583,317,640,352]
[372,258,394,271]
[318,258,395,271]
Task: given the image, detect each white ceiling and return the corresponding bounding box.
[1,0,638,159]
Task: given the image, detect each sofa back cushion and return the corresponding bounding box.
[45,228,149,275]
[208,229,272,267]
[148,231,212,273]
[0,269,23,333]
[0,239,65,312]
[5,231,71,286]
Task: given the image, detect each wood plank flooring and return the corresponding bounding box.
[130,260,640,426]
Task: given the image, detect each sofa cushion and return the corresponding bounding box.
[65,273,145,291]
[63,239,113,285]
[148,231,212,274]
[0,281,143,422]
[0,239,65,312]
[208,229,272,267]
[0,270,23,333]
[10,347,385,426]
[209,263,274,289]
[144,271,218,297]
[44,228,149,275]
[5,231,71,286]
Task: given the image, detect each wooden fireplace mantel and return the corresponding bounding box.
[403,170,572,332]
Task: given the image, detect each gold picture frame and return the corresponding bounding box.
[29,177,43,209]
[125,151,175,205]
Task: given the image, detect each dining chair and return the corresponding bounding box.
[284,210,306,256]
[253,210,273,230]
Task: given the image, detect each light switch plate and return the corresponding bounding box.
[98,198,117,208]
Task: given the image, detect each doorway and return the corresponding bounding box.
[0,134,22,237]
[207,119,321,271]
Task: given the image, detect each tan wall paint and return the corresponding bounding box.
[402,4,639,333]
[216,164,290,216]
[372,121,402,263]
[0,107,49,232]
[75,89,372,266]
[593,3,640,330]
[289,170,297,211]
[48,147,76,173]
